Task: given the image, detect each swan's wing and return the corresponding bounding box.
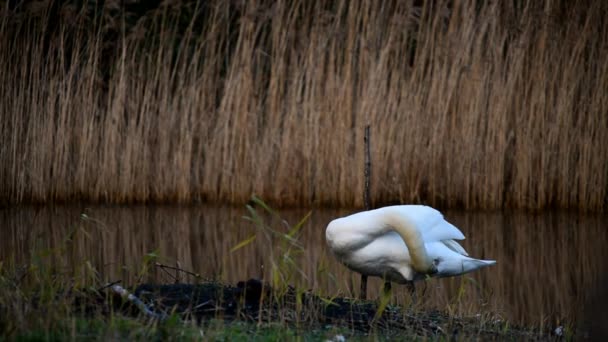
[395,205,465,242]
[442,239,469,256]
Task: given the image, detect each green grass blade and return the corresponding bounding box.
[230,234,257,253]
[288,211,311,238]
[251,195,275,215]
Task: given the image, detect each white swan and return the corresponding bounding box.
[326,205,495,295]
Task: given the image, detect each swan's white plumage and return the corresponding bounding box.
[326,205,495,284]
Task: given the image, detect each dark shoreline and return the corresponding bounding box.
[80,279,555,340]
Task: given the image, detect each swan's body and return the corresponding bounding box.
[326,205,495,285]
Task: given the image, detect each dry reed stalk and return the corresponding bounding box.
[1,0,607,211]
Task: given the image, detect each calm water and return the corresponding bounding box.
[1,205,606,326]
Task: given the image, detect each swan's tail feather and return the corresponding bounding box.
[461,258,496,273]
[437,256,496,277]
[443,239,468,256]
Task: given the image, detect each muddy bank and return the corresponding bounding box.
[85,279,554,340]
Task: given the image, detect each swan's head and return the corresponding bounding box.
[433,257,462,277]
[412,261,438,281]
[428,260,439,275]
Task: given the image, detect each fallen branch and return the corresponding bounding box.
[155,262,202,281]
[97,280,121,293]
[111,284,168,321]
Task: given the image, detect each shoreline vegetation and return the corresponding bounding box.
[0,278,560,340]
[0,199,572,340]
[1,0,607,211]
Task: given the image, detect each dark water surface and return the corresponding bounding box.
[1,205,606,326]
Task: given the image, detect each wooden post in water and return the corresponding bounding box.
[364,126,371,211]
[360,125,371,300]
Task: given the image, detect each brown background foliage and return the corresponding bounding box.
[1,0,607,210]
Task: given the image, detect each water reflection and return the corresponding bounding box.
[1,205,606,325]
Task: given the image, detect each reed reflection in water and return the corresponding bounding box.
[1,205,605,325]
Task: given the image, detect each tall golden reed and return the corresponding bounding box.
[1,0,607,211]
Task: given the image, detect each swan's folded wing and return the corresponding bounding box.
[398,205,465,242]
[425,220,465,242]
[442,239,468,256]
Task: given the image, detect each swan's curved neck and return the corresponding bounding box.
[381,208,434,273]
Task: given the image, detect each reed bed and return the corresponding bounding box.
[1,0,607,210]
